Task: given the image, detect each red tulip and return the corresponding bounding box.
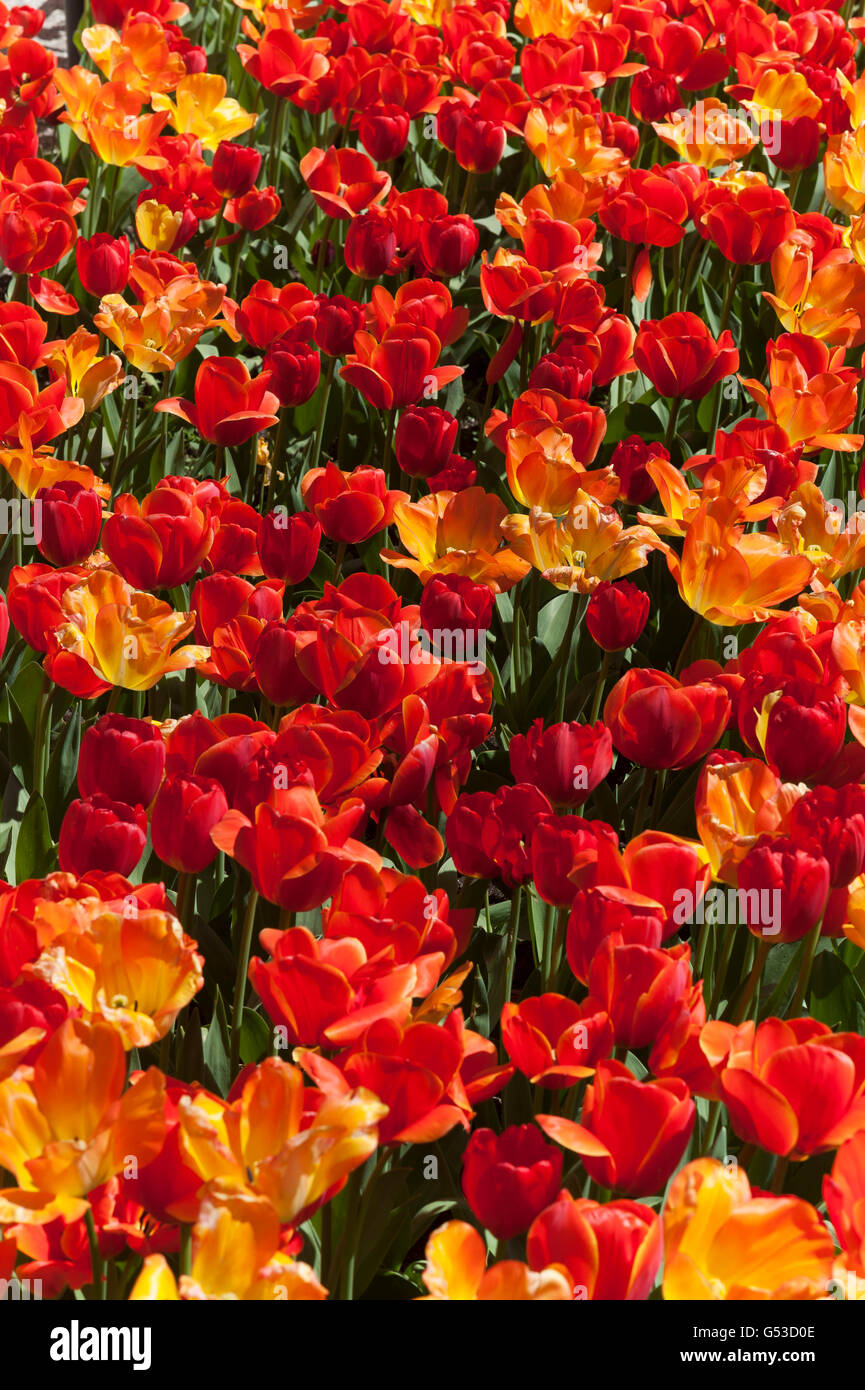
[461,1125,563,1240]
[634,311,739,400]
[58,794,147,877]
[150,773,228,875]
[509,718,613,809]
[35,481,102,567]
[586,580,650,653]
[75,233,130,296]
[154,357,280,447]
[527,1191,662,1300]
[78,713,166,808]
[537,1059,695,1196]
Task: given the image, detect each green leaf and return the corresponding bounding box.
[15,792,55,883]
[239,1007,272,1066]
[44,703,81,836]
[203,986,231,1097]
[810,948,865,1032]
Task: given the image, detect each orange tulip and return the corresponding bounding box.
[505,420,612,514]
[0,1016,165,1205]
[501,492,664,592]
[663,1158,834,1299]
[665,497,814,625]
[653,100,758,168]
[740,334,862,453]
[29,902,203,1049]
[45,566,208,696]
[172,1057,386,1226]
[696,754,800,882]
[419,1220,572,1300]
[765,230,865,349]
[130,1187,328,1300]
[775,483,865,584]
[54,67,169,169]
[95,275,237,374]
[382,486,531,593]
[42,327,123,413]
[81,15,188,97]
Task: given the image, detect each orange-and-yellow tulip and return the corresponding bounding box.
[665,496,814,625]
[663,1158,834,1299]
[419,1220,572,1300]
[501,491,664,592]
[382,486,531,592]
[95,275,237,374]
[740,335,862,453]
[45,567,208,694]
[152,74,257,152]
[30,902,203,1049]
[43,327,124,413]
[130,1186,328,1300]
[0,1016,165,1208]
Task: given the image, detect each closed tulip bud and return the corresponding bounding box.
[254,620,317,707]
[630,67,681,123]
[587,937,692,1050]
[784,784,865,889]
[737,836,830,944]
[418,215,479,277]
[604,668,730,770]
[461,1125,563,1240]
[765,116,821,173]
[608,435,666,505]
[358,105,411,162]
[529,351,593,398]
[566,884,664,984]
[211,140,262,198]
[75,233,130,297]
[344,207,397,278]
[150,773,228,874]
[528,1191,663,1300]
[455,112,505,172]
[538,1060,695,1197]
[426,452,477,491]
[419,573,493,642]
[58,794,147,877]
[78,713,166,807]
[508,718,613,809]
[35,481,102,566]
[263,338,321,407]
[446,790,499,879]
[258,509,321,583]
[313,293,365,357]
[586,580,650,653]
[635,312,739,400]
[531,816,622,907]
[394,404,458,478]
[224,186,280,231]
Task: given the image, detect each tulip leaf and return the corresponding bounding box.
[43,703,81,836]
[809,948,865,1032]
[238,1007,272,1066]
[177,1008,205,1086]
[9,659,44,738]
[203,986,231,1097]
[14,792,55,884]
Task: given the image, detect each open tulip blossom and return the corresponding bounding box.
[1,0,865,1326]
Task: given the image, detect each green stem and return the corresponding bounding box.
[734,939,770,1024]
[788,918,823,1017]
[84,1207,106,1300]
[229,888,259,1076]
[589,650,609,724]
[309,355,336,474]
[503,886,522,1007]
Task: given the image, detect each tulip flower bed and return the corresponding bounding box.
[5,0,865,1314]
